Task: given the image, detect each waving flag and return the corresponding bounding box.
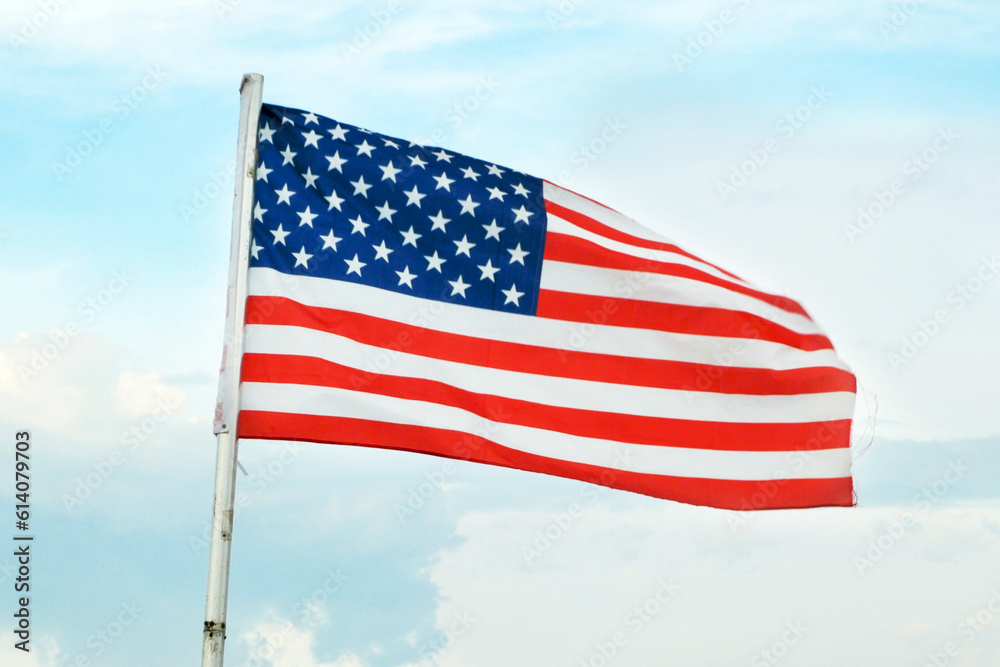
[232,103,856,510]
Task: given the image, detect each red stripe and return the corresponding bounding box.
[544,232,809,318]
[237,411,854,509]
[245,296,855,395]
[545,198,746,283]
[241,353,853,452]
[537,290,832,352]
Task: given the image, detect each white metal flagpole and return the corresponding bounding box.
[202,72,264,667]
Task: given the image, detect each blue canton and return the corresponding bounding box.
[250,103,548,315]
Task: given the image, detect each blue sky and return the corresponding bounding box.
[2,1,999,665]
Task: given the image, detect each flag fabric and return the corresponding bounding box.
[234,103,856,511]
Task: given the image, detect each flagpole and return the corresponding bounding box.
[202,72,263,667]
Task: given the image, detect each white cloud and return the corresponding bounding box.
[0,332,189,452]
[240,612,366,667]
[0,632,61,667]
[424,501,1000,666]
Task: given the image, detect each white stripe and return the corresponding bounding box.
[543,181,752,287]
[540,261,823,336]
[240,381,852,481]
[544,181,680,247]
[244,324,856,423]
[248,267,849,372]
[546,213,755,290]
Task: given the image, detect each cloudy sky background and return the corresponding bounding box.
[1,1,999,665]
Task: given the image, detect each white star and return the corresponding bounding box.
[400,226,422,248]
[383,138,400,149]
[328,124,348,141]
[356,140,375,157]
[275,184,295,205]
[270,224,290,245]
[280,145,297,166]
[372,240,393,262]
[453,234,476,257]
[292,246,313,268]
[344,253,366,276]
[433,171,455,191]
[458,194,480,217]
[253,202,267,222]
[375,201,397,222]
[507,243,530,265]
[448,275,470,298]
[425,251,446,273]
[320,229,342,251]
[256,161,272,182]
[302,167,319,189]
[324,189,345,211]
[302,129,322,148]
[512,205,534,224]
[482,219,504,241]
[395,266,417,288]
[486,163,505,177]
[478,259,500,282]
[326,151,347,172]
[250,239,262,259]
[349,215,369,236]
[403,185,425,207]
[350,175,372,198]
[502,283,524,306]
[408,154,427,169]
[379,160,401,182]
[302,111,320,125]
[487,186,506,201]
[428,211,451,232]
[259,123,275,143]
[296,206,318,228]
[460,166,480,181]
[280,115,294,125]
[433,149,452,162]
[512,183,529,197]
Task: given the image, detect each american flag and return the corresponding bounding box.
[234,103,856,510]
